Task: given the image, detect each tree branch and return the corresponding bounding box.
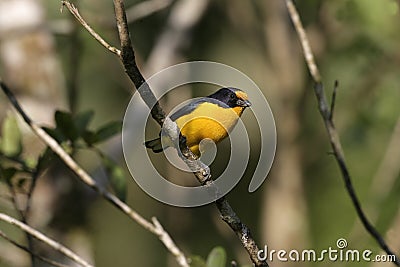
[285,0,321,83]
[59,1,268,265]
[113,0,166,125]
[2,153,42,266]
[0,213,92,267]
[0,230,70,267]
[0,79,189,267]
[6,176,36,266]
[111,0,268,266]
[61,1,121,56]
[285,0,400,265]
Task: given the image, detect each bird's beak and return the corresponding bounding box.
[236,99,252,107]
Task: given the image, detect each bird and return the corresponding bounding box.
[145,87,251,156]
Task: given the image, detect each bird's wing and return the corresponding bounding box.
[169,97,227,121]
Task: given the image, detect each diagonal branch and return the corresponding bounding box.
[60,1,268,265]
[0,213,92,267]
[0,79,189,267]
[285,0,400,265]
[285,0,321,83]
[113,0,166,126]
[0,230,70,267]
[61,1,121,56]
[111,0,268,266]
[5,175,36,266]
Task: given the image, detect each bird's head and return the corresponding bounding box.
[209,87,251,108]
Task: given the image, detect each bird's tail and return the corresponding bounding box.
[144,138,164,153]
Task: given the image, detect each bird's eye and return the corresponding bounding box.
[230,93,235,99]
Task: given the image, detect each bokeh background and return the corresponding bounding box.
[0,0,400,266]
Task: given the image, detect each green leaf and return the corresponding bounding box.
[189,256,207,267]
[74,110,94,135]
[1,114,22,157]
[42,126,66,143]
[82,130,97,146]
[206,247,227,267]
[55,110,79,142]
[102,155,127,202]
[92,121,122,144]
[46,110,95,144]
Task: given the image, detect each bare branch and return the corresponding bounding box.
[0,230,70,267]
[329,80,338,121]
[215,198,267,266]
[60,1,268,265]
[285,0,400,265]
[151,217,189,267]
[0,213,92,267]
[0,79,189,267]
[111,1,268,266]
[113,0,166,125]
[285,0,321,83]
[5,176,36,265]
[61,1,121,56]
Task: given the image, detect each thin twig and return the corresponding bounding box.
[60,1,267,265]
[329,80,338,121]
[23,170,41,266]
[24,170,40,219]
[215,198,266,266]
[113,0,167,125]
[111,0,267,266]
[0,79,190,267]
[0,213,92,267]
[0,230,70,267]
[61,1,121,56]
[151,217,190,265]
[285,0,400,265]
[6,178,36,266]
[1,154,40,266]
[285,0,321,83]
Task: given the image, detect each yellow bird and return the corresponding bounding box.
[145,87,251,156]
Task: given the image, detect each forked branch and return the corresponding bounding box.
[60,0,268,265]
[0,78,189,267]
[0,213,92,267]
[285,0,399,265]
[111,0,268,265]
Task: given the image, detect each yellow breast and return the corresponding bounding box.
[175,103,244,155]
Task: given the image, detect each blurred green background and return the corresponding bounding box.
[0,0,400,266]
